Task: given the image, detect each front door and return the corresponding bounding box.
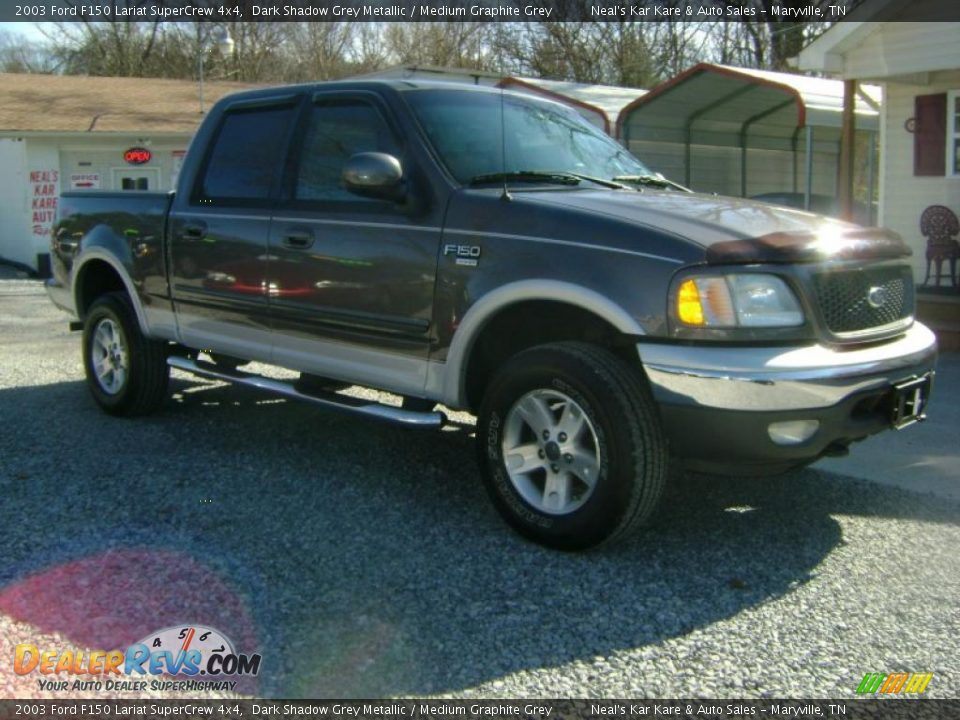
[168,98,299,360]
[268,94,441,396]
[112,168,159,191]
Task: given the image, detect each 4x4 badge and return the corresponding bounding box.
[444,244,481,267]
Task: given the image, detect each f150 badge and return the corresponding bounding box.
[444,244,481,267]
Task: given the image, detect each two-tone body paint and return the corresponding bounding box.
[432,188,709,352]
[50,191,177,338]
[258,86,453,395]
[47,80,928,414]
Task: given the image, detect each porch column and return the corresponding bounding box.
[838,78,856,221]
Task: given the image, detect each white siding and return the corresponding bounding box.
[880,73,960,284]
[845,22,960,79]
[0,138,31,268]
[59,138,189,193]
[0,133,191,272]
[23,139,60,271]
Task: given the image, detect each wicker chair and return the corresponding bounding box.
[921,205,960,287]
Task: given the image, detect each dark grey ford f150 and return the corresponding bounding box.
[46,80,937,549]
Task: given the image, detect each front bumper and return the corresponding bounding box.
[638,323,938,474]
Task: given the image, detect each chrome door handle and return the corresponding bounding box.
[182,223,206,240]
[282,232,314,250]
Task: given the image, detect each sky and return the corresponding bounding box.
[0,22,50,43]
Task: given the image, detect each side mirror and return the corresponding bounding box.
[342,152,405,202]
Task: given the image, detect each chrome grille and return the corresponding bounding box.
[812,266,913,335]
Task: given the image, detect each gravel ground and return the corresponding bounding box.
[1,274,958,700]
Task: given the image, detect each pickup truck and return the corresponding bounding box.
[47,80,937,550]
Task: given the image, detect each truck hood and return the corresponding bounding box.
[523,189,910,264]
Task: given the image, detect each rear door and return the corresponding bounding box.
[268,91,443,396]
[168,96,299,361]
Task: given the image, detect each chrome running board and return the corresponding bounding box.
[168,355,446,428]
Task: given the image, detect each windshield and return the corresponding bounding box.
[406,89,653,186]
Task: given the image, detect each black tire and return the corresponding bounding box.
[82,292,169,416]
[477,342,667,550]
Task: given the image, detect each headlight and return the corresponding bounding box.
[675,273,803,328]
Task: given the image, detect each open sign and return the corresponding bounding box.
[123,147,152,165]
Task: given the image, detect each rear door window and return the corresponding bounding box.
[195,104,297,203]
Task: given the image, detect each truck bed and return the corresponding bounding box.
[49,191,174,316]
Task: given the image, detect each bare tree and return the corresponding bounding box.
[17,15,861,90]
[382,23,494,70]
[598,22,657,88]
[350,24,391,75]
[40,2,164,77]
[709,0,869,70]
[280,22,357,81]
[491,16,685,88]
[509,14,613,84]
[0,30,59,73]
[219,21,288,81]
[644,21,712,79]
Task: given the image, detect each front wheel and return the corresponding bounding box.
[82,292,169,416]
[477,342,667,550]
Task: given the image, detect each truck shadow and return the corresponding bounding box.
[1,379,957,698]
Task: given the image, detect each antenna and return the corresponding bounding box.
[499,84,511,202]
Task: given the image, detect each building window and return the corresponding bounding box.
[948,90,960,177]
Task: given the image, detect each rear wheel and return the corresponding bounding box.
[477,342,667,550]
[82,292,169,416]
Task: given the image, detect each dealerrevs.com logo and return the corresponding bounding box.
[14,625,261,693]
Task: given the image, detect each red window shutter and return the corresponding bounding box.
[914,93,946,176]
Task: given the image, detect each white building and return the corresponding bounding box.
[799,10,960,287]
[0,73,253,275]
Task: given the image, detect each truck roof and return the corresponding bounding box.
[211,78,544,108]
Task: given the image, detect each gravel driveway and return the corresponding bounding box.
[1,274,958,700]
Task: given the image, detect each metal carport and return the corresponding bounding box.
[616,63,881,220]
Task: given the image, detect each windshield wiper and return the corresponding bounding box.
[612,174,692,192]
[561,172,631,190]
[468,171,581,187]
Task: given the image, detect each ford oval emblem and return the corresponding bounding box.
[867,285,889,309]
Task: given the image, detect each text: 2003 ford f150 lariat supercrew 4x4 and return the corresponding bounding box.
[47,81,937,549]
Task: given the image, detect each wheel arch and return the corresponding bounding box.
[444,280,645,411]
[73,250,149,334]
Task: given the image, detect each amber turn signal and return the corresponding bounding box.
[677,279,705,326]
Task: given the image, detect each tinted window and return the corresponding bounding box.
[296,100,400,202]
[407,89,652,184]
[199,105,295,201]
